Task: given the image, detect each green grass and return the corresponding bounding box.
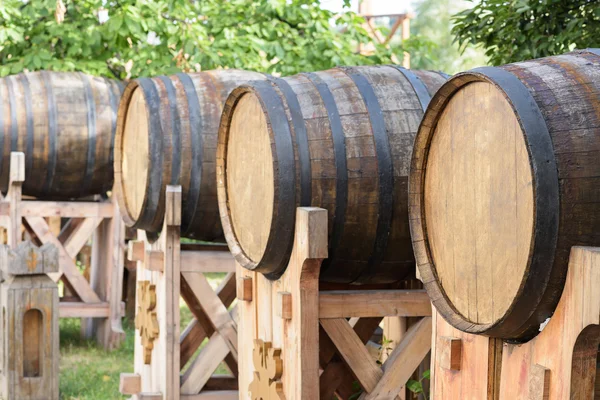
[59,273,228,400]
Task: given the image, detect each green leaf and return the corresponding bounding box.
[406,379,424,394]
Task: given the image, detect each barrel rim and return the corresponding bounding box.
[114,79,151,228]
[409,69,560,340]
[217,82,297,278]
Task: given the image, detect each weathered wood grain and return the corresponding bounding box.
[114,70,266,240]
[218,66,447,283]
[0,71,122,199]
[411,49,600,341]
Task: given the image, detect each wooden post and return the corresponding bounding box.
[0,152,125,350]
[0,241,59,400]
[430,246,600,400]
[123,185,238,399]
[81,194,126,349]
[237,207,433,399]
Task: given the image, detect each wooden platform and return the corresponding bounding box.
[431,246,600,399]
[120,185,238,400]
[0,152,125,350]
[237,207,432,399]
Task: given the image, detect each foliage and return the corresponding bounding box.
[0,0,400,79]
[407,369,430,399]
[409,0,488,74]
[453,0,600,65]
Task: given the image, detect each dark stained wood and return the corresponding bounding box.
[217,66,447,283]
[0,71,122,199]
[114,70,266,240]
[410,48,600,341]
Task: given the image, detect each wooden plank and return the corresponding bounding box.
[128,240,145,262]
[181,243,230,252]
[25,216,101,303]
[20,201,115,218]
[137,393,238,400]
[203,375,238,391]
[180,273,237,368]
[181,271,238,360]
[162,186,181,399]
[276,291,292,320]
[499,247,600,400]
[180,250,235,273]
[190,391,238,400]
[361,317,432,399]
[146,250,164,272]
[431,308,500,400]
[320,318,383,400]
[62,217,103,259]
[319,290,431,318]
[529,364,550,400]
[180,332,231,395]
[236,276,252,302]
[119,373,141,395]
[59,302,111,318]
[7,152,24,248]
[439,336,462,371]
[320,318,383,393]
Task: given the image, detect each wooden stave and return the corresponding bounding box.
[0,71,122,199]
[410,49,600,341]
[114,70,266,240]
[217,66,447,283]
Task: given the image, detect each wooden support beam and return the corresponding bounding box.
[146,250,164,272]
[180,273,237,368]
[236,276,252,302]
[128,240,145,262]
[20,201,114,218]
[62,217,103,259]
[59,302,114,318]
[320,318,383,393]
[25,216,101,303]
[181,271,238,360]
[137,393,238,400]
[360,317,432,399]
[530,364,551,400]
[277,291,292,320]
[180,332,231,395]
[180,250,235,273]
[203,376,238,391]
[119,373,141,395]
[439,337,462,371]
[319,290,431,318]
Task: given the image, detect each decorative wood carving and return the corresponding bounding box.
[249,339,284,400]
[135,280,159,364]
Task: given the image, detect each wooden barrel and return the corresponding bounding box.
[114,70,266,240]
[0,71,123,199]
[410,49,600,342]
[217,66,447,283]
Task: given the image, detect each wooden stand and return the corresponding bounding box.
[237,207,432,399]
[431,246,600,400]
[0,152,125,350]
[0,241,60,400]
[119,185,238,400]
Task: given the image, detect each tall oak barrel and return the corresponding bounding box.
[217,66,447,283]
[114,70,266,240]
[410,49,600,342]
[0,71,123,199]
